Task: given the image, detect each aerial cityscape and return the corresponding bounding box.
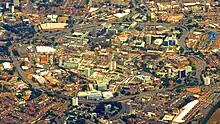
[0,0,219,123]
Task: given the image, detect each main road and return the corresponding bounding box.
[9,46,40,88]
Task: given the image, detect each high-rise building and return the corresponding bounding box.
[59,57,63,66]
[203,76,211,85]
[145,34,152,45]
[11,6,14,13]
[50,55,54,65]
[109,61,117,71]
[6,2,10,9]
[72,97,79,106]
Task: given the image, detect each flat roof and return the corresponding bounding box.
[114,13,129,18]
[173,100,199,123]
[40,23,68,30]
[89,7,99,13]
[36,46,56,53]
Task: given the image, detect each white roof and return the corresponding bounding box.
[78,92,88,97]
[89,7,99,13]
[183,3,199,6]
[123,9,131,13]
[72,32,84,36]
[21,66,29,70]
[2,62,11,69]
[173,100,199,123]
[52,15,58,19]
[40,70,49,76]
[114,13,129,18]
[40,23,68,30]
[23,19,29,22]
[47,14,58,19]
[47,15,53,18]
[102,91,113,99]
[36,46,56,53]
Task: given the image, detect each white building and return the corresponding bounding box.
[102,91,113,100]
[36,46,56,53]
[12,6,14,13]
[173,100,199,124]
[2,62,12,70]
[72,97,79,106]
[203,76,211,86]
[40,23,68,30]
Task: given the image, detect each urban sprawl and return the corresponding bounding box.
[0,0,219,124]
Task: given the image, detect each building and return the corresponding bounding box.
[78,92,89,99]
[40,23,68,30]
[32,75,47,84]
[109,61,117,71]
[2,62,12,70]
[186,88,202,93]
[17,47,28,58]
[78,67,94,77]
[88,91,103,100]
[162,115,175,123]
[59,57,63,66]
[102,91,113,99]
[57,16,69,23]
[203,76,211,85]
[173,100,199,124]
[50,55,54,65]
[167,14,184,22]
[97,83,108,91]
[180,0,201,3]
[179,70,186,78]
[185,66,192,74]
[72,97,79,106]
[13,0,20,6]
[145,34,152,45]
[124,103,132,113]
[163,36,177,47]
[6,2,10,9]
[39,55,49,64]
[36,46,56,53]
[47,15,58,22]
[12,6,14,13]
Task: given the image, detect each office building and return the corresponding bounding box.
[72,97,79,106]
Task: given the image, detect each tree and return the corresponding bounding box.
[16,93,22,99]
[82,85,88,91]
[120,90,126,94]
[113,92,119,97]
[196,51,204,58]
[179,47,184,54]
[135,90,140,94]
[76,119,86,124]
[192,65,196,70]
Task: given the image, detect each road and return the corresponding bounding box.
[176,25,207,84]
[177,4,207,83]
[9,47,40,88]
